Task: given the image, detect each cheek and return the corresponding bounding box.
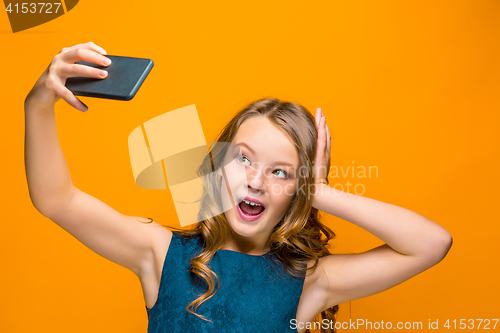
[283,182,298,197]
[268,181,297,198]
[269,183,297,212]
[218,161,249,211]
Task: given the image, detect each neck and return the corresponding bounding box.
[221,229,271,255]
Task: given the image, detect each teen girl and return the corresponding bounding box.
[24,42,452,333]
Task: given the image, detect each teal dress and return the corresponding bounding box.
[146,232,306,332]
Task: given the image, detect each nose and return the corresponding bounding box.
[246,166,266,193]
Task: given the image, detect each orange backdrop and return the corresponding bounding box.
[1,1,499,332]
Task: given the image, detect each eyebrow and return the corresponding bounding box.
[235,142,296,168]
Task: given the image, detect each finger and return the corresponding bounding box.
[50,80,88,112]
[326,123,331,153]
[60,41,107,55]
[59,63,108,80]
[58,47,111,71]
[321,115,329,151]
[87,41,107,55]
[315,107,321,126]
[317,116,327,151]
[326,123,331,144]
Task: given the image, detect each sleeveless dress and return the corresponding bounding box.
[146,232,306,333]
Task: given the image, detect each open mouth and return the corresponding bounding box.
[239,199,265,215]
[236,197,266,221]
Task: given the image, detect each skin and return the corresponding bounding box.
[25,41,108,113]
[220,116,300,255]
[25,41,452,333]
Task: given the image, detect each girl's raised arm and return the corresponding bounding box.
[309,109,452,311]
[24,42,170,278]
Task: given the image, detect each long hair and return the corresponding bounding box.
[145,98,339,332]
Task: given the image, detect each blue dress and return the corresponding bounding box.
[146,232,306,333]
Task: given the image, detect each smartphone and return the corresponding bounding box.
[65,55,154,101]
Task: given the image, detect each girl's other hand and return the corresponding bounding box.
[313,107,331,186]
[24,41,110,113]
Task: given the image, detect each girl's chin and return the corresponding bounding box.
[225,216,262,237]
[227,219,258,234]
[231,229,255,238]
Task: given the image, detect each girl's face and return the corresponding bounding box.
[221,116,300,244]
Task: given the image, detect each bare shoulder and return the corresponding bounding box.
[136,221,173,310]
[140,221,173,274]
[302,254,354,309]
[303,242,448,312]
[305,253,354,286]
[138,219,173,248]
[296,254,352,325]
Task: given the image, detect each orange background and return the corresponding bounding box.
[1,1,499,332]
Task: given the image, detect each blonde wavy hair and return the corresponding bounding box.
[143,97,339,333]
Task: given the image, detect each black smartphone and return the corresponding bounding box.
[65,55,154,101]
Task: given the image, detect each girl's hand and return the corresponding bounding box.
[313,107,331,186]
[24,41,110,113]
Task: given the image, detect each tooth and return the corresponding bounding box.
[242,199,261,207]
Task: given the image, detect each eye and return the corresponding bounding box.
[238,154,290,180]
[237,154,250,165]
[273,169,289,179]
